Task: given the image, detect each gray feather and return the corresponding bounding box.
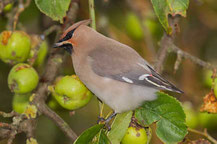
[88,43,183,93]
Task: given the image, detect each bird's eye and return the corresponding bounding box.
[58,28,76,42]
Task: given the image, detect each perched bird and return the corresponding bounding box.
[54,20,183,122]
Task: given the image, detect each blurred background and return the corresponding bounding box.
[0,0,217,143]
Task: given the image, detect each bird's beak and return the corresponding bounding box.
[53,42,63,48]
[53,40,73,54]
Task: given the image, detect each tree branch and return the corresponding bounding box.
[32,53,78,141]
[0,1,79,143]
[0,111,18,118]
[188,128,217,144]
[0,128,10,141]
[13,0,31,30]
[39,103,78,141]
[169,43,217,70]
[30,1,80,141]
[154,16,180,73]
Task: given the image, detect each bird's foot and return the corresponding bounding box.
[97,116,111,130]
[97,112,117,131]
[97,116,106,124]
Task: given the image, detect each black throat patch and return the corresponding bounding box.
[59,44,73,54]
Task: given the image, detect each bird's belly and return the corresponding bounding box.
[87,79,158,113]
[77,71,158,113]
[72,57,158,113]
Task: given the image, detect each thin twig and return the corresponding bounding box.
[154,33,171,73]
[174,50,183,73]
[154,16,180,73]
[0,123,12,129]
[0,111,17,118]
[13,0,31,30]
[7,130,17,144]
[188,128,217,144]
[6,3,17,30]
[88,0,96,30]
[63,2,79,29]
[169,43,217,70]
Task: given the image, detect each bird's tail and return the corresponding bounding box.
[146,65,184,93]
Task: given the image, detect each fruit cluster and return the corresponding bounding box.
[0,31,92,113]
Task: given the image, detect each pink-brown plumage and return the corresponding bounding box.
[54,20,183,114]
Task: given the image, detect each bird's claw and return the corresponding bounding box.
[97,116,111,131]
[104,123,111,131]
[97,116,106,124]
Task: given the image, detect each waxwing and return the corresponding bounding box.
[54,19,183,122]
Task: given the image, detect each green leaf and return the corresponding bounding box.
[74,124,104,144]
[107,111,133,144]
[34,0,71,23]
[151,0,189,33]
[93,130,111,144]
[135,92,187,144]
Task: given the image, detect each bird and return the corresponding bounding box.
[54,19,183,123]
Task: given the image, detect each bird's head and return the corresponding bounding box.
[53,19,91,54]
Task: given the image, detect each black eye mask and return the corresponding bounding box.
[58,28,76,43]
[56,27,78,54]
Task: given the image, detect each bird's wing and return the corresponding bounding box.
[88,44,183,93]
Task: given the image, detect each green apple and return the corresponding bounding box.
[28,35,48,67]
[214,82,217,97]
[121,126,148,144]
[51,75,93,110]
[34,41,48,67]
[12,93,30,114]
[0,31,31,65]
[47,96,63,111]
[199,112,217,130]
[125,12,144,40]
[8,63,39,94]
[203,70,217,88]
[182,102,199,128]
[3,3,13,12]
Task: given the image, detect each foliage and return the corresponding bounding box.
[34,0,71,23]
[151,0,189,34]
[72,93,187,144]
[135,92,187,143]
[1,0,217,143]
[74,124,104,144]
[107,111,133,144]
